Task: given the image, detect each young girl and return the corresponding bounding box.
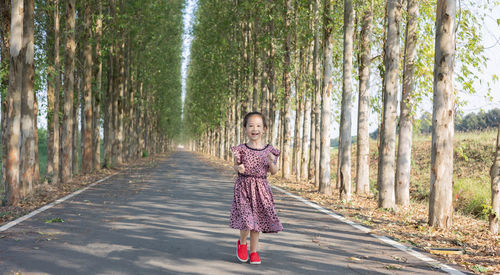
[230,111,283,265]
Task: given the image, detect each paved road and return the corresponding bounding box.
[0,151,469,274]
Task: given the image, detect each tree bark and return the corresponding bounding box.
[61,0,76,184]
[4,0,23,205]
[377,0,401,209]
[356,1,373,195]
[318,0,333,195]
[1,0,11,190]
[20,0,35,198]
[281,0,293,180]
[339,0,354,201]
[396,0,418,206]
[93,0,102,170]
[429,0,456,228]
[103,44,114,168]
[310,0,321,185]
[81,0,93,173]
[52,0,61,184]
[490,121,500,234]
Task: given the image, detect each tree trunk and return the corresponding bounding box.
[281,0,293,180]
[103,44,114,168]
[339,0,354,201]
[377,0,401,209]
[81,0,93,173]
[93,0,102,170]
[61,0,76,184]
[4,0,23,205]
[19,0,35,198]
[319,0,333,195]
[429,0,457,228]
[52,0,61,184]
[490,122,500,234]
[292,49,303,180]
[396,0,418,206]
[117,39,125,164]
[311,0,321,186]
[1,0,11,191]
[356,1,373,195]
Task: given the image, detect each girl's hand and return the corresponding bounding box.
[267,152,275,164]
[237,164,245,174]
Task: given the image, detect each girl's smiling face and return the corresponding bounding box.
[245,115,266,142]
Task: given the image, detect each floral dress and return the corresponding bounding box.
[229,144,283,233]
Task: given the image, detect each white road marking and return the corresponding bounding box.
[0,174,117,232]
[272,185,465,275]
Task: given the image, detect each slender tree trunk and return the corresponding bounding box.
[103,44,114,168]
[339,0,354,201]
[1,0,11,190]
[93,0,102,170]
[117,39,125,164]
[81,0,93,173]
[61,0,76,184]
[46,0,55,183]
[396,0,418,206]
[311,0,321,186]
[490,122,500,234]
[319,0,333,195]
[19,0,35,198]
[252,19,259,112]
[292,50,303,179]
[301,90,311,181]
[356,1,373,195]
[377,0,402,209]
[429,0,456,228]
[52,0,61,184]
[281,0,293,180]
[5,0,23,205]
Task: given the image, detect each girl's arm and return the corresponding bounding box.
[234,157,245,174]
[268,153,279,175]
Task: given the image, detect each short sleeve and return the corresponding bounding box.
[231,145,242,164]
[270,146,280,165]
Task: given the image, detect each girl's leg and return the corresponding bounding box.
[249,231,260,253]
[240,230,250,244]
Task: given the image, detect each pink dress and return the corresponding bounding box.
[230,144,283,233]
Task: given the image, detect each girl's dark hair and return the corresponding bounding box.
[243,111,268,129]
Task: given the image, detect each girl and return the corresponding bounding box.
[230,111,283,265]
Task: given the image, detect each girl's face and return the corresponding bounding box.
[245,115,265,142]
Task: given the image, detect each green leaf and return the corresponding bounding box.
[45,218,65,223]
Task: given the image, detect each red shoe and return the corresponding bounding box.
[236,240,248,262]
[249,252,261,264]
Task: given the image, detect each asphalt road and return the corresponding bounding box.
[0,151,470,275]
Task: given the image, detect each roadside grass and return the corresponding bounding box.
[331,129,496,220]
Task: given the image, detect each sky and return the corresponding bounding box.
[180,0,198,119]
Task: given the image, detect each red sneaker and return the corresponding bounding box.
[236,240,248,262]
[249,252,261,264]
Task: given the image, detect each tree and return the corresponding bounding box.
[81,0,93,173]
[282,0,292,180]
[1,0,11,190]
[318,0,333,195]
[429,0,457,228]
[93,0,102,171]
[5,0,23,205]
[61,0,76,184]
[356,0,373,195]
[339,0,354,201]
[491,121,500,234]
[395,0,418,206]
[20,0,36,197]
[377,0,402,209]
[46,0,61,185]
